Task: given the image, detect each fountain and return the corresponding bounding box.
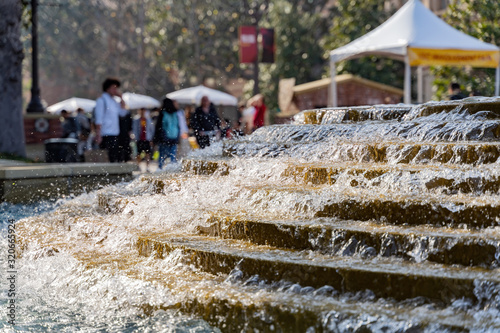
[6,97,500,331]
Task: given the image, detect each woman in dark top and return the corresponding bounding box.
[190,95,221,149]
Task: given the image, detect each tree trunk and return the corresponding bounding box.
[0,0,25,157]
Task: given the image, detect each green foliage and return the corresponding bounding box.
[31,0,170,99]
[324,0,404,89]
[26,0,464,117]
[29,0,264,102]
[431,0,500,99]
[20,0,31,29]
[267,1,328,84]
[258,0,332,112]
[22,0,337,114]
[146,0,248,90]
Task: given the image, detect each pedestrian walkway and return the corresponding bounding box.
[0,159,138,203]
[0,159,28,167]
[0,157,159,175]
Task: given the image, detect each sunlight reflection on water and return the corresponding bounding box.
[0,201,219,333]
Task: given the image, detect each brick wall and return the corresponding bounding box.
[294,88,329,110]
[295,81,403,112]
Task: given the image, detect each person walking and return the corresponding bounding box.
[153,98,181,169]
[132,108,155,171]
[75,108,91,162]
[251,94,266,131]
[94,78,129,163]
[117,111,132,162]
[190,95,221,149]
[242,101,256,135]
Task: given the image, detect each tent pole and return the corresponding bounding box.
[330,58,337,107]
[404,56,411,104]
[496,66,500,96]
[417,66,423,103]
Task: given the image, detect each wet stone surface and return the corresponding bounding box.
[13,98,500,332]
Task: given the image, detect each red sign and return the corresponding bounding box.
[260,28,275,63]
[239,26,258,63]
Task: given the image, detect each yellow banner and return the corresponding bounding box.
[408,47,500,68]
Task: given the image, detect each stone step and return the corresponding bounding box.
[223,139,500,165]
[88,250,500,332]
[298,105,412,124]
[136,234,500,305]
[246,119,500,143]
[105,172,500,230]
[18,215,497,332]
[181,158,500,195]
[130,172,500,230]
[31,239,496,332]
[82,256,490,332]
[283,162,500,194]
[181,158,231,176]
[408,97,500,119]
[314,193,500,229]
[228,183,500,229]
[297,98,500,124]
[0,162,137,203]
[198,215,500,268]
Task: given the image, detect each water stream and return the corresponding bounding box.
[2,98,500,332]
[1,200,221,332]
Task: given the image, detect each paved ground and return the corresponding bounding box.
[0,159,28,167]
[0,158,160,176]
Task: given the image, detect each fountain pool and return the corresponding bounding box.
[3,97,500,332]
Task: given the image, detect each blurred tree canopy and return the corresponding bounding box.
[32,0,177,101]
[257,0,333,116]
[431,0,500,99]
[30,0,335,113]
[20,0,500,113]
[323,0,405,92]
[29,0,266,104]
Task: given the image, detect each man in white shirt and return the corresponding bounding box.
[94,78,129,162]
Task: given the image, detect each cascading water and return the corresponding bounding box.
[2,97,500,332]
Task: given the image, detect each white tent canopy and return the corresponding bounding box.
[46,97,96,114]
[166,85,238,106]
[121,92,161,110]
[329,0,500,106]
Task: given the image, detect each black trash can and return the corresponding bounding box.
[44,138,79,163]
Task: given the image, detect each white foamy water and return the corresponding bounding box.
[1,156,497,331]
[2,99,500,331]
[0,202,220,332]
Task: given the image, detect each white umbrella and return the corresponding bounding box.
[121,92,161,110]
[166,85,238,106]
[46,97,96,114]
